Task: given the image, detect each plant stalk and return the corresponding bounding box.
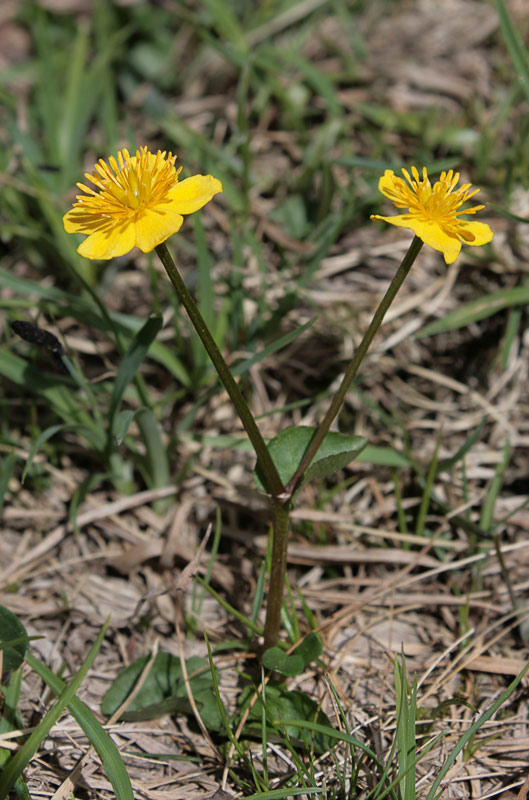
[155,242,284,499]
[283,235,424,498]
[263,497,291,650]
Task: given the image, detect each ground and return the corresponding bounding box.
[1,0,529,798]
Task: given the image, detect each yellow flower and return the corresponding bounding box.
[63,147,222,260]
[370,166,493,265]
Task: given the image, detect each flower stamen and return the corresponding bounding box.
[370,166,494,264]
[63,146,222,260]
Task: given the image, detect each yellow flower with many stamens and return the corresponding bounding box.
[370,167,493,265]
[63,146,222,260]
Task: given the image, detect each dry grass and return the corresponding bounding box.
[2,0,529,798]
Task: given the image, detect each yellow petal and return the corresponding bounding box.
[371,214,461,264]
[371,166,493,265]
[378,170,396,191]
[134,206,184,253]
[63,149,223,259]
[167,175,223,215]
[78,221,136,260]
[63,208,90,234]
[455,219,494,246]
[410,219,461,264]
[377,171,410,208]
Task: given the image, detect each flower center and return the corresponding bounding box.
[77,147,181,220]
[115,149,180,213]
[120,166,153,210]
[400,168,478,227]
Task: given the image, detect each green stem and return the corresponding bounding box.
[263,497,291,650]
[155,242,284,498]
[283,235,424,498]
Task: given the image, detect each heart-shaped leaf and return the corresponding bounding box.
[242,683,334,753]
[292,632,322,667]
[102,652,219,725]
[254,426,367,496]
[262,647,305,676]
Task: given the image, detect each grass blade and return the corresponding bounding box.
[417,286,529,337]
[480,437,511,531]
[108,313,163,442]
[0,620,110,798]
[425,660,529,800]
[0,350,103,449]
[0,451,15,516]
[495,0,529,105]
[25,651,134,800]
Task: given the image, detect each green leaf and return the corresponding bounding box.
[0,451,15,516]
[108,314,163,440]
[134,408,170,501]
[21,423,68,483]
[190,687,224,732]
[265,48,341,116]
[292,632,323,667]
[243,684,334,753]
[26,651,134,800]
[269,195,309,239]
[394,655,417,800]
[201,0,247,52]
[0,667,23,738]
[480,437,511,531]
[417,287,529,338]
[114,409,136,446]
[0,620,109,797]
[69,471,111,534]
[436,417,488,474]
[101,652,219,726]
[356,445,411,468]
[0,667,30,800]
[0,607,29,671]
[254,426,367,494]
[495,0,529,106]
[0,350,102,448]
[0,263,191,385]
[262,648,305,677]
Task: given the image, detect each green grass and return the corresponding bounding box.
[1,0,529,797]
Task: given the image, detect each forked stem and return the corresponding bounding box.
[262,237,423,648]
[157,237,424,651]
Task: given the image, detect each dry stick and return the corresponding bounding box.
[518,774,529,800]
[175,624,221,760]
